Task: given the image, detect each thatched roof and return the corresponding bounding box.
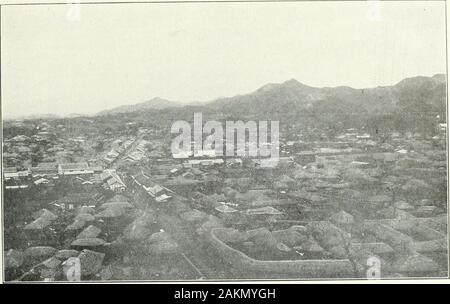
[146,231,178,254]
[5,249,24,269]
[66,219,87,231]
[42,257,61,269]
[132,212,157,225]
[76,225,102,239]
[77,249,105,276]
[215,228,250,244]
[71,238,106,247]
[412,239,447,253]
[249,228,278,249]
[329,210,354,225]
[107,194,129,203]
[272,228,308,247]
[392,254,440,273]
[24,218,52,230]
[350,242,394,255]
[222,187,238,199]
[215,205,238,213]
[394,201,414,210]
[306,221,351,247]
[32,209,57,221]
[147,231,172,244]
[74,213,95,222]
[55,249,79,260]
[124,225,151,241]
[25,209,57,230]
[95,205,126,218]
[294,240,324,253]
[401,179,433,193]
[76,206,96,215]
[99,265,114,280]
[24,246,56,258]
[100,202,133,210]
[147,240,178,254]
[123,218,152,241]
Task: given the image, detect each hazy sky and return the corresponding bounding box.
[1,1,447,118]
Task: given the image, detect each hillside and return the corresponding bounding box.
[91,74,446,134]
[205,74,446,119]
[97,97,181,116]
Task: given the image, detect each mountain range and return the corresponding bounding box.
[97,97,181,116]
[206,74,446,119]
[97,74,446,120]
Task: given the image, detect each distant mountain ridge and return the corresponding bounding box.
[203,74,446,118]
[97,97,181,116]
[17,74,444,120]
[96,74,444,118]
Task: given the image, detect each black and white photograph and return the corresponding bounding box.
[1,0,448,283]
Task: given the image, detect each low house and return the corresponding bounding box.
[4,168,30,189]
[4,169,30,180]
[34,178,50,185]
[245,206,283,215]
[329,210,354,226]
[4,179,29,190]
[356,133,371,139]
[133,173,170,199]
[30,162,58,176]
[3,167,18,174]
[125,151,144,162]
[107,178,126,192]
[23,210,58,243]
[51,192,101,210]
[146,184,165,198]
[155,194,172,203]
[101,170,126,192]
[215,205,238,213]
[183,158,224,168]
[58,162,93,176]
[108,150,120,158]
[169,167,182,176]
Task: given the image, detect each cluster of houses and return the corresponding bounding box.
[211,209,446,278]
[5,193,146,281]
[133,126,447,277]
[132,173,173,203]
[122,139,147,162]
[3,115,448,280]
[102,138,135,164]
[3,161,126,193]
